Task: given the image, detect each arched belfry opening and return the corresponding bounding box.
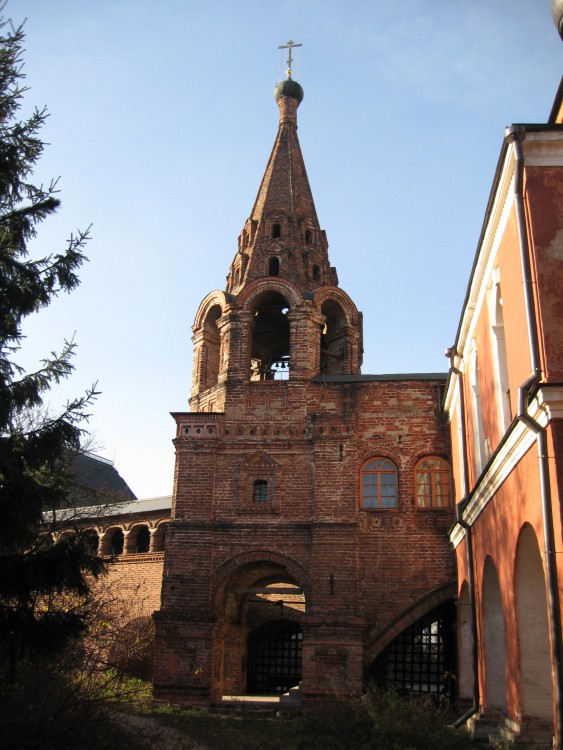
[250,290,290,380]
[199,304,222,391]
[320,299,348,374]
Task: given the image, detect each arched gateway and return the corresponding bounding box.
[153,54,454,706]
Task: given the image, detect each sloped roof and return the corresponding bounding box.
[66,452,137,507]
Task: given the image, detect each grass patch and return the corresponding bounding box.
[137,689,475,750]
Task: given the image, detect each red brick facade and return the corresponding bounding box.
[152,76,456,705]
[445,85,563,747]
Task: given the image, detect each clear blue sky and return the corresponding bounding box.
[13,0,563,498]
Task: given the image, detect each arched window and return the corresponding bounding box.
[198,304,222,392]
[253,479,269,503]
[111,528,124,556]
[312,264,320,282]
[135,525,150,553]
[82,529,99,556]
[488,280,512,436]
[361,458,397,508]
[320,299,347,375]
[272,223,281,238]
[469,340,487,475]
[305,229,312,244]
[415,458,451,508]
[269,256,280,276]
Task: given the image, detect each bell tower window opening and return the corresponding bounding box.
[312,264,320,282]
[320,299,347,375]
[250,290,291,381]
[272,223,281,238]
[305,229,312,244]
[269,257,280,276]
[199,304,222,391]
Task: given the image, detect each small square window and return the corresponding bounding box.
[253,479,269,503]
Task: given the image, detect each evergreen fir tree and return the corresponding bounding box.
[0,17,103,676]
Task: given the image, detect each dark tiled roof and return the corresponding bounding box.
[65,453,137,507]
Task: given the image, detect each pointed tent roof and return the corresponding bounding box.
[250,79,319,226]
[226,76,336,294]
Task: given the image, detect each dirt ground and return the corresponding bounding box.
[115,712,212,750]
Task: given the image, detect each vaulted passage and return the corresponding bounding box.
[247,620,303,694]
[370,602,456,700]
[213,559,306,698]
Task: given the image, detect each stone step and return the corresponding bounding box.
[468,712,504,741]
[279,683,301,706]
[489,717,554,749]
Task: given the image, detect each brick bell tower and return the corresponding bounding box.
[153,44,453,707]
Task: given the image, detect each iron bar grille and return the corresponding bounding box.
[247,621,303,695]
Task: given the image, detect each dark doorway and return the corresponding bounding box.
[370,601,456,700]
[247,620,302,694]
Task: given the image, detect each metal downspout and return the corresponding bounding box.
[447,348,480,727]
[507,126,563,748]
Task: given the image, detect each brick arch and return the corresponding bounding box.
[514,523,552,720]
[235,277,303,311]
[312,286,360,327]
[364,581,456,665]
[482,554,507,709]
[406,450,451,472]
[359,451,400,469]
[192,290,229,332]
[126,522,151,553]
[151,520,169,552]
[99,524,126,556]
[151,518,170,532]
[211,549,311,612]
[124,520,149,533]
[458,579,475,702]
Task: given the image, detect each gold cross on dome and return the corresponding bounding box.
[278,39,302,78]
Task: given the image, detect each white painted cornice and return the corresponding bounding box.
[444,147,516,411]
[536,386,563,419]
[523,131,563,167]
[449,391,558,548]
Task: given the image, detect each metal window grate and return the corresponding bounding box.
[247,621,303,694]
[371,603,455,698]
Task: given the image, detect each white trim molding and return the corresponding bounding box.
[449,387,562,548]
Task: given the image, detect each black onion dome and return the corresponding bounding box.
[553,0,563,39]
[274,77,304,103]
